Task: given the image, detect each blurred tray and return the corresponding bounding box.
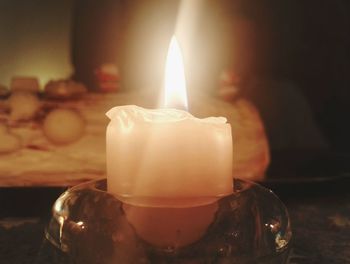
[1,150,349,217]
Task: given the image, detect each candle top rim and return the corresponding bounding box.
[106,105,228,124]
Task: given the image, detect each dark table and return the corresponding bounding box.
[1,180,350,264]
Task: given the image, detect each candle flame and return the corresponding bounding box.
[163,36,188,110]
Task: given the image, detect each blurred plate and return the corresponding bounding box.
[261,150,350,195]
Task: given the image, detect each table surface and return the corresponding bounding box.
[1,177,350,264]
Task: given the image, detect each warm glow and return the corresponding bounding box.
[163,36,188,110]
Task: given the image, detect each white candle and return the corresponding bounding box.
[106,37,233,207]
[106,36,233,247]
[106,105,232,206]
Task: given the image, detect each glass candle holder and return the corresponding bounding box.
[44,178,292,264]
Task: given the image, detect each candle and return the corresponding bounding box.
[106,36,233,247]
[106,105,233,204]
[106,37,233,205]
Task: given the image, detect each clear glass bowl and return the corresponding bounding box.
[44,178,292,264]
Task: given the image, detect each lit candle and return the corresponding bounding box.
[106,37,233,206]
[106,36,233,247]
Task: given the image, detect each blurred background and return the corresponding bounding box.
[0,1,350,263]
[1,0,349,154]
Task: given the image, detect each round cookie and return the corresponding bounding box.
[43,109,85,145]
[44,80,87,99]
[9,92,40,121]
